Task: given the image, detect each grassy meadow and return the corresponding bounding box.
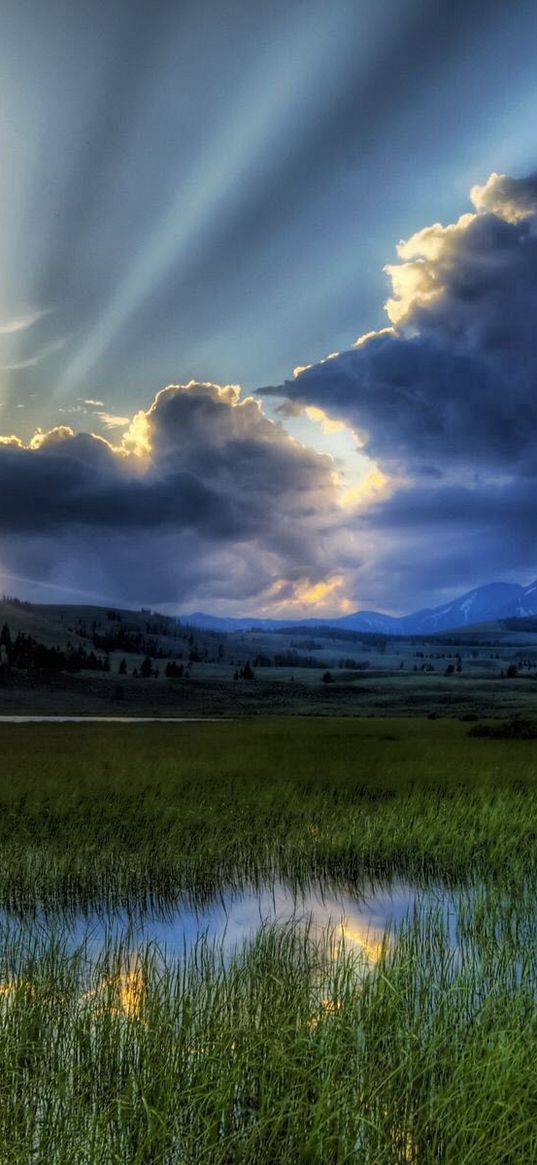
[1,718,537,1161]
[4,593,537,720]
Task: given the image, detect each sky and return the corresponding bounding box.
[3,0,537,616]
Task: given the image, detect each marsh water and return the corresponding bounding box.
[6,878,462,966]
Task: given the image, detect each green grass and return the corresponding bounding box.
[2,718,537,1161]
[1,718,537,910]
[4,663,537,717]
[1,898,537,1163]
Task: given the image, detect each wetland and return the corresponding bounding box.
[1,718,537,1161]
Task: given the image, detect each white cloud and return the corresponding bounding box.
[0,338,64,371]
[96,411,131,429]
[0,310,48,337]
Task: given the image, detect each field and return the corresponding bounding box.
[4,659,537,720]
[1,718,537,1161]
[4,595,537,719]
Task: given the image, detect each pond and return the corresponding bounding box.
[6,878,461,965]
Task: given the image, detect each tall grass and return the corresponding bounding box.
[1,717,537,1160]
[0,718,537,911]
[0,889,536,1163]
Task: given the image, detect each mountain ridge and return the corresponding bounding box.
[182,579,537,636]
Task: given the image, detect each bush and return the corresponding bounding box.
[468,717,537,740]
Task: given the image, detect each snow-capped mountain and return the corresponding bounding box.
[338,582,534,635]
[182,579,537,636]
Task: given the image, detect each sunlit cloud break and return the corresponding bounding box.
[0,380,355,613]
[4,170,537,615]
[96,411,131,430]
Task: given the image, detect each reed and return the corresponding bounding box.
[0,718,536,911]
[0,717,536,1161]
[0,893,535,1163]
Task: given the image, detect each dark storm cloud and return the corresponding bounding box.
[259,172,537,608]
[361,481,531,530]
[267,172,537,477]
[5,170,537,614]
[0,383,346,606]
[353,478,537,610]
[0,442,239,537]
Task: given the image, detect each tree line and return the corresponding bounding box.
[0,625,110,674]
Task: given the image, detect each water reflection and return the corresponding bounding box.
[22,878,457,964]
[0,879,464,1032]
[81,957,146,1020]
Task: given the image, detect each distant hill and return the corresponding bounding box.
[4,577,537,646]
[0,598,81,647]
[0,598,188,652]
[184,612,296,632]
[183,579,537,636]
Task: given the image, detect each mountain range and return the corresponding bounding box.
[183,579,537,636]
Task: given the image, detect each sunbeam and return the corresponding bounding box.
[55,1,368,399]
